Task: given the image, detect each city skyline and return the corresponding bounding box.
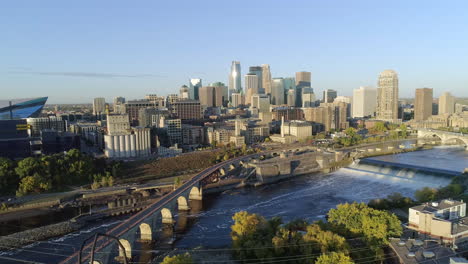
[2,0,468,103]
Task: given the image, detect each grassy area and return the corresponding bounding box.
[120,151,220,182]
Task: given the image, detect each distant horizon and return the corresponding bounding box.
[2,1,468,103]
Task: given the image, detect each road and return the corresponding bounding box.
[60,153,258,264]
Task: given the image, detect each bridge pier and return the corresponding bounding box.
[189,186,203,201]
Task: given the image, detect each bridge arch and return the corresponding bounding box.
[118,239,131,260]
[177,196,189,211]
[189,186,202,200]
[444,137,468,146]
[161,208,173,224]
[139,223,152,241]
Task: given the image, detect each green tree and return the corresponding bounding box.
[303,224,349,255]
[15,157,45,179]
[327,203,402,256]
[16,173,52,196]
[399,124,408,138]
[415,187,438,202]
[174,177,182,188]
[316,252,354,264]
[373,122,387,133]
[161,253,193,264]
[0,158,18,194]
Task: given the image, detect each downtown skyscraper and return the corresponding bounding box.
[189,78,202,100]
[262,64,272,95]
[229,61,242,96]
[376,70,399,121]
[352,86,377,118]
[295,71,312,107]
[438,92,455,115]
[414,88,433,121]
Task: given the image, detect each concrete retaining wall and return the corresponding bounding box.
[0,221,81,249]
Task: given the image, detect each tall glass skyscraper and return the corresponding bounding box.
[249,66,263,93]
[229,61,242,94]
[189,78,202,100]
[271,78,285,105]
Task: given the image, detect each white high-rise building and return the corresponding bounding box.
[93,97,106,116]
[189,78,202,100]
[271,78,285,105]
[353,86,377,118]
[251,94,270,113]
[262,64,272,95]
[302,88,316,107]
[231,93,243,107]
[376,70,399,121]
[287,89,296,107]
[245,73,259,105]
[179,85,190,99]
[439,92,455,115]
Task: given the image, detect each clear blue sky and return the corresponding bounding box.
[1,0,467,103]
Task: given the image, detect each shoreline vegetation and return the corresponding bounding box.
[161,203,402,264]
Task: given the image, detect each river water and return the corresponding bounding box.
[1,145,466,263]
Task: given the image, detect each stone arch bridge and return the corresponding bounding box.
[417,128,468,147]
[61,154,259,264]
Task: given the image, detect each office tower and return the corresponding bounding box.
[439,92,455,115]
[414,88,433,121]
[271,78,285,105]
[377,70,399,121]
[262,64,272,95]
[107,114,130,135]
[162,118,182,145]
[189,78,202,100]
[113,97,126,114]
[287,89,296,107]
[138,108,169,127]
[26,116,67,137]
[302,88,316,107]
[251,94,270,113]
[295,71,312,107]
[93,97,106,116]
[231,93,243,107]
[210,82,228,107]
[199,86,223,107]
[245,73,259,105]
[272,106,304,121]
[123,100,159,126]
[171,100,203,120]
[229,61,242,96]
[249,66,263,93]
[322,89,337,103]
[303,102,349,132]
[179,85,190,99]
[352,86,377,118]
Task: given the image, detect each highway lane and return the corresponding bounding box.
[60,153,258,264]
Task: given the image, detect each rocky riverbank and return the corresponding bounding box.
[0,220,83,249]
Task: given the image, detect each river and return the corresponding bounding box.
[1,145,466,263]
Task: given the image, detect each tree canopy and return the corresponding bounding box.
[161,253,193,264]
